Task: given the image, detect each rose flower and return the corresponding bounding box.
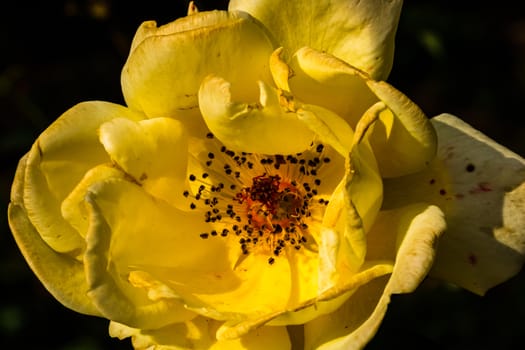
[8,1,525,349]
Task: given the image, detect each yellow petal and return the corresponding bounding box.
[288,47,379,129]
[284,47,437,177]
[388,204,445,293]
[99,117,188,207]
[305,276,389,350]
[83,160,341,332]
[61,164,125,236]
[229,0,402,79]
[365,79,437,178]
[325,127,383,269]
[218,262,393,340]
[387,114,525,293]
[315,137,382,287]
[304,204,445,350]
[191,252,293,321]
[122,10,274,125]
[198,75,315,154]
[109,317,291,350]
[85,178,308,328]
[295,104,355,157]
[347,136,383,235]
[384,114,525,294]
[22,101,144,254]
[8,155,101,316]
[84,179,216,329]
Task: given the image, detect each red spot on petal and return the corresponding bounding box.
[469,182,492,194]
[468,254,478,265]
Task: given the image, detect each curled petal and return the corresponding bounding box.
[61,164,125,236]
[383,114,525,294]
[122,10,274,125]
[314,131,382,287]
[323,123,383,269]
[304,204,445,350]
[199,75,315,154]
[84,179,215,329]
[84,178,315,328]
[22,101,144,254]
[365,79,437,177]
[8,155,101,316]
[229,0,402,79]
[288,90,383,279]
[288,47,379,129]
[219,263,394,340]
[296,104,354,157]
[109,317,291,350]
[99,117,188,207]
[347,135,383,235]
[283,47,437,177]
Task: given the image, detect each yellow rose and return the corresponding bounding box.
[8,1,525,350]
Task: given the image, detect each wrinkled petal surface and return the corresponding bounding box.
[84,177,322,331]
[229,0,402,79]
[85,178,204,329]
[383,114,525,294]
[99,117,189,207]
[280,47,437,177]
[199,75,315,154]
[109,317,291,350]
[61,164,125,236]
[288,47,378,130]
[8,155,101,316]
[122,10,274,127]
[21,101,144,254]
[304,204,445,349]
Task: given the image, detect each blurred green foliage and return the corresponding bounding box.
[1,1,524,349]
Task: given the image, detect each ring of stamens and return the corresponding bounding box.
[183,132,331,265]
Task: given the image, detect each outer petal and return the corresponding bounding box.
[384,114,525,294]
[229,0,402,79]
[198,75,315,154]
[304,204,445,350]
[287,47,378,130]
[364,79,437,178]
[121,10,274,125]
[109,317,291,350]
[99,117,188,207]
[22,101,144,254]
[8,155,101,316]
[284,47,437,178]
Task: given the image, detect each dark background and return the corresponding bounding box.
[1,1,524,349]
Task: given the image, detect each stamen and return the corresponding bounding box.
[184,132,333,265]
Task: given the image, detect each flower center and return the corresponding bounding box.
[236,174,302,230]
[183,133,332,265]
